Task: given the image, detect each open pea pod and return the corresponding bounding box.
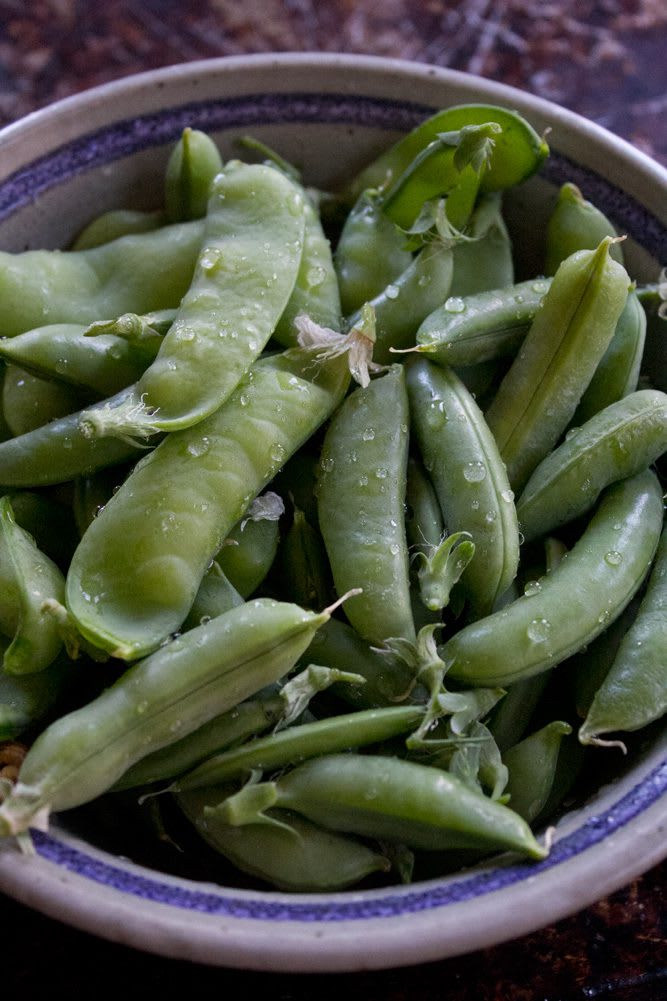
[346,104,549,203]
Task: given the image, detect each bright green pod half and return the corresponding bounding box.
[164,127,224,223]
[545,182,624,276]
[71,208,165,251]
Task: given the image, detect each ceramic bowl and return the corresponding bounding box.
[0,53,665,972]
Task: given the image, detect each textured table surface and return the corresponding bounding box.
[0,2,666,996]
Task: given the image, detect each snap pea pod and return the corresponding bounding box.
[0,324,162,396]
[3,365,89,437]
[81,162,306,440]
[579,526,667,748]
[407,358,519,617]
[516,389,667,543]
[406,457,444,555]
[571,288,646,426]
[444,470,664,688]
[175,705,426,790]
[215,753,547,859]
[488,673,551,754]
[71,209,165,251]
[545,182,624,276]
[164,127,224,223]
[317,365,415,646]
[0,598,332,836]
[0,648,77,741]
[448,194,514,298]
[278,505,332,610]
[0,497,65,675]
[67,346,350,660]
[216,504,282,598]
[0,220,204,338]
[183,563,244,630]
[346,104,549,202]
[416,277,552,366]
[177,789,390,892]
[485,238,631,492]
[503,721,573,823]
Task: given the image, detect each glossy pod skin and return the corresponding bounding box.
[177,788,390,892]
[164,127,224,223]
[516,389,667,543]
[0,598,331,835]
[407,357,519,617]
[3,365,88,437]
[317,365,415,646]
[579,526,667,747]
[503,721,573,823]
[485,238,632,492]
[67,346,350,660]
[215,752,547,859]
[544,182,624,276]
[443,470,664,688]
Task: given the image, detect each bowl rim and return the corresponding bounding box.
[0,52,665,971]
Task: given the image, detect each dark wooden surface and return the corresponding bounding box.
[0,1,666,995]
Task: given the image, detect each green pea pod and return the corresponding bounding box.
[579,526,667,748]
[216,510,281,599]
[485,238,631,492]
[164,127,224,222]
[503,721,573,823]
[0,220,204,338]
[71,209,166,251]
[571,288,646,426]
[516,389,667,543]
[448,194,514,298]
[346,104,549,202]
[0,598,333,836]
[215,753,547,859]
[407,358,519,617]
[488,672,551,754]
[416,277,551,367]
[279,505,332,610]
[0,648,77,741]
[545,182,624,276]
[175,705,426,790]
[67,345,350,660]
[444,470,664,688]
[0,497,66,675]
[183,562,244,631]
[177,788,390,892]
[317,365,414,646]
[84,309,176,341]
[81,163,306,441]
[3,365,89,437]
[0,324,161,397]
[406,457,444,555]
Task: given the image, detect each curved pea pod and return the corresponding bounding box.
[0,598,333,836]
[0,497,65,675]
[407,358,519,617]
[3,365,89,437]
[485,238,631,492]
[183,563,244,631]
[178,788,390,892]
[71,208,166,251]
[0,388,141,489]
[516,389,667,543]
[571,288,646,426]
[82,162,306,441]
[317,365,415,646]
[0,649,77,740]
[175,705,426,791]
[416,277,552,367]
[216,497,283,598]
[406,457,444,555]
[0,324,161,397]
[0,220,204,338]
[444,470,664,688]
[273,190,342,346]
[545,182,624,276]
[346,104,549,203]
[66,346,350,660]
[503,721,573,823]
[164,127,224,222]
[448,194,514,298]
[215,753,547,859]
[579,526,667,749]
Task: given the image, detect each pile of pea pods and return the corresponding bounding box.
[0,109,665,892]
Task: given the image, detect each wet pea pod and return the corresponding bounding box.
[183,563,244,631]
[444,470,664,688]
[406,457,444,556]
[81,162,306,441]
[0,598,333,836]
[164,127,224,223]
[0,220,204,338]
[485,238,632,492]
[545,182,624,276]
[3,365,90,437]
[177,787,390,892]
[216,493,284,598]
[503,721,573,823]
[317,364,415,646]
[67,345,351,660]
[407,357,519,617]
[516,389,667,543]
[415,277,552,367]
[579,526,667,749]
[214,753,547,860]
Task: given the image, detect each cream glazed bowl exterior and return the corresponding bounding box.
[0,54,665,972]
